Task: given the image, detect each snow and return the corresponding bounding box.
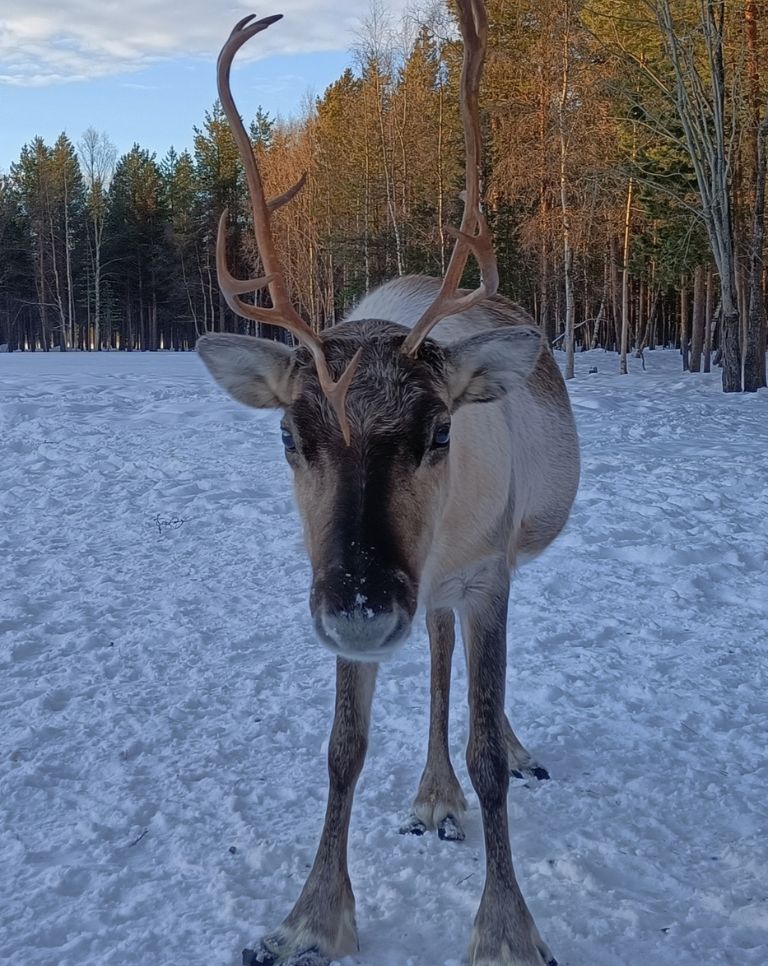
[1,348,767,966]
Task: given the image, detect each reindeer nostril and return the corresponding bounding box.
[351,593,377,620]
[315,603,411,661]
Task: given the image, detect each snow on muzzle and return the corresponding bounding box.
[310,567,416,662]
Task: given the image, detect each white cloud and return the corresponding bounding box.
[0,1,410,87]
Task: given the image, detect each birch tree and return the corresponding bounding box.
[652,0,742,391]
[78,128,116,349]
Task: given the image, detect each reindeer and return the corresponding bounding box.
[197,4,579,965]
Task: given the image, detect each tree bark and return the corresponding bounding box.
[690,264,705,372]
[48,209,67,349]
[703,266,714,373]
[63,170,76,349]
[620,176,633,374]
[744,107,768,390]
[609,236,621,351]
[680,278,689,371]
[591,252,609,349]
[559,0,575,380]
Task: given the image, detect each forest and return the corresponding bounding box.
[0,0,766,392]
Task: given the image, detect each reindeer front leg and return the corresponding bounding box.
[461,566,557,966]
[401,608,468,840]
[244,659,377,966]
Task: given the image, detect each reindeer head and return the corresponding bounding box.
[199,315,541,660]
[197,3,543,661]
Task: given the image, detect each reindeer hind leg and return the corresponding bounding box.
[400,608,468,841]
[503,715,550,782]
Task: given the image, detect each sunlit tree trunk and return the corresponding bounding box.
[620,175,633,374]
[558,0,575,379]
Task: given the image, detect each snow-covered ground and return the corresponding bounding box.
[1,347,767,966]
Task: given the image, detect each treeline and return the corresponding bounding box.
[0,0,766,389]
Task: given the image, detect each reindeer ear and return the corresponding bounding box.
[445,326,543,408]
[197,333,295,408]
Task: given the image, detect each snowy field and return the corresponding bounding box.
[1,347,767,966]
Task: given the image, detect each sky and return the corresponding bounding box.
[0,0,410,171]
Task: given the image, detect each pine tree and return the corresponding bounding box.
[106,146,169,349]
[163,147,207,343]
[194,101,245,332]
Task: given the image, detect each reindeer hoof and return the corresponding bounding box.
[399,814,428,836]
[510,764,550,782]
[243,944,329,966]
[437,814,465,841]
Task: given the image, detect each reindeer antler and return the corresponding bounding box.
[401,0,498,357]
[216,14,361,443]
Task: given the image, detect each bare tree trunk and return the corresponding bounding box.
[680,277,689,371]
[79,129,116,350]
[195,248,209,336]
[635,278,655,355]
[363,116,372,293]
[537,61,554,345]
[180,250,199,338]
[540,240,553,343]
[325,248,335,327]
[48,208,67,349]
[634,276,644,354]
[690,264,705,372]
[620,176,633,374]
[217,288,226,334]
[205,255,216,332]
[559,0,575,379]
[150,290,158,351]
[63,171,76,349]
[640,287,660,352]
[35,234,47,348]
[703,266,714,372]
[591,252,609,349]
[744,107,768,390]
[609,236,621,351]
[93,213,106,350]
[649,292,659,349]
[437,77,446,276]
[737,267,749,357]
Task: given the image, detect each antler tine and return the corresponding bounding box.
[268,172,307,212]
[216,15,359,443]
[216,210,277,299]
[401,0,498,357]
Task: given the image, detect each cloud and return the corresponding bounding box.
[0,1,409,87]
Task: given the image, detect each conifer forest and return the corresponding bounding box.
[1,0,766,392]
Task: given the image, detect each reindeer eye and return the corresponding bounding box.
[281,428,297,453]
[432,424,451,448]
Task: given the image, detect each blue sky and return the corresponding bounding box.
[0,0,411,171]
[1,51,352,170]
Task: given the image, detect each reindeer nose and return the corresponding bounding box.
[315,602,411,662]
